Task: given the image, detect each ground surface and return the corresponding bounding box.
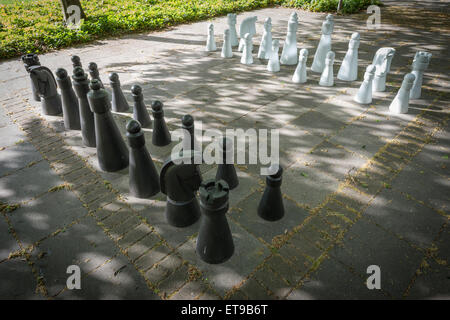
[0,1,449,300]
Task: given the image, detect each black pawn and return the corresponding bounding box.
[257,165,284,221]
[181,114,195,151]
[131,85,152,128]
[88,62,104,88]
[126,119,160,198]
[71,55,82,71]
[197,179,234,264]
[21,54,41,101]
[55,68,81,130]
[28,65,62,116]
[87,80,129,172]
[216,137,239,189]
[72,66,96,147]
[109,73,130,112]
[151,100,171,146]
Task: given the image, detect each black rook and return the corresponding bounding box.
[21,54,41,101]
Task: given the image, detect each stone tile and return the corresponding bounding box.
[407,257,450,299]
[0,142,43,177]
[0,257,42,299]
[0,216,20,262]
[0,123,27,149]
[290,110,345,138]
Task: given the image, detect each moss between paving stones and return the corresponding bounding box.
[0,0,381,60]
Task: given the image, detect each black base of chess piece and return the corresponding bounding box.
[110,73,130,112]
[151,100,171,146]
[197,179,234,264]
[131,85,151,128]
[127,120,160,198]
[55,68,81,130]
[166,197,201,228]
[215,137,238,189]
[88,80,128,172]
[28,65,62,116]
[257,165,284,221]
[21,54,41,102]
[72,67,96,147]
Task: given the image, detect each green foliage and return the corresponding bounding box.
[0,0,381,60]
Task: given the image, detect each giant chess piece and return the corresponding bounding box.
[197,179,234,264]
[215,137,238,190]
[71,55,82,71]
[372,47,396,92]
[292,48,308,83]
[280,12,299,65]
[88,62,104,88]
[410,51,432,99]
[227,13,239,47]
[151,100,171,147]
[109,73,130,112]
[205,23,217,52]
[257,17,273,59]
[21,54,41,101]
[160,151,202,227]
[131,85,152,128]
[55,68,81,130]
[354,65,376,104]
[311,18,333,73]
[238,16,257,52]
[267,39,280,72]
[182,114,197,152]
[221,29,233,58]
[28,65,62,116]
[72,66,96,147]
[337,32,360,81]
[126,119,160,198]
[240,33,253,65]
[389,73,416,114]
[87,80,129,172]
[257,165,284,221]
[319,51,335,87]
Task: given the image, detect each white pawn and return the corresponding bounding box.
[240,33,253,65]
[372,47,396,92]
[205,23,217,52]
[354,65,376,104]
[410,51,432,99]
[221,29,233,58]
[280,12,299,65]
[267,40,280,72]
[292,49,308,83]
[389,73,416,114]
[337,32,360,81]
[238,16,257,52]
[227,13,239,47]
[311,18,333,73]
[319,51,335,87]
[258,18,273,59]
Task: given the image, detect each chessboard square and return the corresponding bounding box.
[291,110,345,138]
[0,141,43,177]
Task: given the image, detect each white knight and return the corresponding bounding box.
[292,48,308,83]
[337,32,360,81]
[389,73,416,114]
[372,47,396,92]
[410,51,432,99]
[258,17,273,59]
[238,16,257,52]
[354,65,376,104]
[280,12,299,65]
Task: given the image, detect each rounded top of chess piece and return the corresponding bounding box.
[199,179,229,209]
[131,84,142,96]
[89,79,102,91]
[224,28,230,37]
[72,66,87,81]
[55,68,68,79]
[351,32,360,41]
[87,79,110,113]
[126,119,145,147]
[325,51,335,62]
[403,73,416,89]
[272,39,279,49]
[71,55,81,65]
[151,100,163,111]
[208,23,214,32]
[126,119,141,134]
[299,48,308,59]
[364,64,376,80]
[109,72,119,82]
[321,20,333,35]
[88,62,98,71]
[268,164,283,179]
[182,114,194,127]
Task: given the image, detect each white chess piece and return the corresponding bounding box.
[319,51,335,87]
[372,47,396,92]
[258,18,273,59]
[280,12,299,65]
[410,51,432,99]
[337,32,360,81]
[325,14,334,31]
[311,18,333,73]
[240,33,253,65]
[227,13,239,47]
[292,49,308,83]
[354,65,376,104]
[389,73,416,114]
[221,29,233,58]
[267,40,280,72]
[238,16,257,52]
[205,23,217,52]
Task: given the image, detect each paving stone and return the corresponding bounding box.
[290,110,346,138]
[0,216,20,261]
[239,276,275,300]
[117,223,153,249]
[0,142,43,178]
[126,232,162,262]
[0,257,43,299]
[407,257,450,299]
[0,123,26,149]
[170,280,210,300]
[134,243,172,271]
[157,263,190,297]
[434,223,449,263]
[145,252,184,285]
[252,265,291,299]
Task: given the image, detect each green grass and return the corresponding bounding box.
[0,0,381,60]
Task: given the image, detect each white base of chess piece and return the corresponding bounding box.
[354,65,376,104]
[240,33,253,65]
[292,49,308,83]
[410,51,432,99]
[221,29,233,58]
[319,51,335,87]
[267,40,280,72]
[337,32,360,81]
[205,23,217,52]
[258,17,273,59]
[389,73,416,114]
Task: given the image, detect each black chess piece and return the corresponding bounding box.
[28,65,62,116]
[71,55,82,69]
[72,66,96,147]
[160,151,202,227]
[181,114,196,151]
[257,165,284,221]
[126,119,160,198]
[87,62,104,88]
[131,85,151,128]
[109,73,130,112]
[55,68,81,130]
[215,137,239,190]
[151,100,171,147]
[87,79,129,172]
[197,179,234,264]
[21,54,41,101]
